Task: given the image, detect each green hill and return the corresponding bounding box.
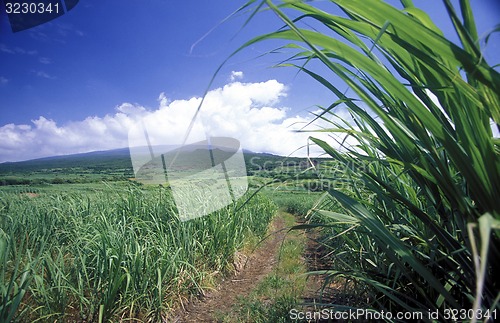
[0,148,315,186]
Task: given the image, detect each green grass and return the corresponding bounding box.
[0,184,276,321]
[268,191,319,216]
[236,0,500,320]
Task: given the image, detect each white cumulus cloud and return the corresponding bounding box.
[0,79,336,163]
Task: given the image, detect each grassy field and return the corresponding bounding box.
[0,149,325,321]
[0,182,277,321]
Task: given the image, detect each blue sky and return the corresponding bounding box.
[0,0,499,162]
[0,1,288,124]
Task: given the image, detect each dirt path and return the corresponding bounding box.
[173,213,288,322]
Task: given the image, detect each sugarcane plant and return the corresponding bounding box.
[238,0,500,319]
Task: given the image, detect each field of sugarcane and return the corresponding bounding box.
[0,184,276,321]
[2,1,499,322]
[238,0,500,320]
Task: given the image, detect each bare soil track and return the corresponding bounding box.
[172,214,288,322]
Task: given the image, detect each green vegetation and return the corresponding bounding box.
[269,192,318,216]
[0,148,134,185]
[0,145,334,322]
[0,149,319,187]
[242,0,500,319]
[0,144,338,321]
[3,1,499,321]
[0,184,276,321]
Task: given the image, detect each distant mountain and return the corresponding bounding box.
[0,148,133,174]
[0,146,305,178]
